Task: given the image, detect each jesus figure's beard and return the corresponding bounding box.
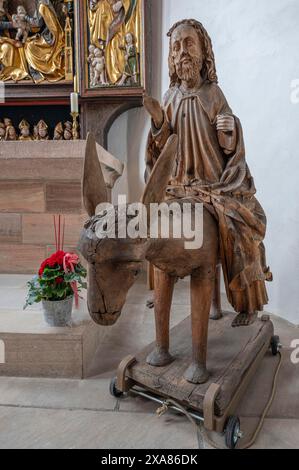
[176,56,202,83]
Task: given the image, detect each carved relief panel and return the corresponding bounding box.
[0,0,74,84]
[76,0,147,97]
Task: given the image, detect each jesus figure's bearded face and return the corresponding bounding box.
[171,24,204,84]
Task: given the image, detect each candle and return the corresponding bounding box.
[74,74,79,93]
[71,92,79,114]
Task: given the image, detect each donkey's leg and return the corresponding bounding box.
[209,264,223,320]
[146,267,175,367]
[184,273,214,384]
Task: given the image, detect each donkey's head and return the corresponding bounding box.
[79,133,178,326]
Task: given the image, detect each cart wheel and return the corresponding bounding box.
[225,415,242,449]
[109,377,123,398]
[270,335,280,356]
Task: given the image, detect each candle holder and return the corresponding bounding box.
[71,112,80,140]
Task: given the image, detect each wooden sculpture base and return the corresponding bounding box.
[114,313,275,436]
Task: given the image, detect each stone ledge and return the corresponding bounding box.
[0,141,124,189]
[0,308,102,379]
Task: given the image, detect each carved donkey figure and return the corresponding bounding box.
[79,133,219,384]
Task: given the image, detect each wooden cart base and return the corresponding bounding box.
[111,313,279,448]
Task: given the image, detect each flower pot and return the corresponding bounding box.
[42,296,73,327]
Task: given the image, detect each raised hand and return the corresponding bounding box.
[216,114,236,154]
[143,95,164,129]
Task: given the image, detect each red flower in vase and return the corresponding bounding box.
[48,250,66,268]
[38,259,49,276]
[38,250,66,277]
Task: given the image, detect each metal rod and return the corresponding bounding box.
[130,388,204,423]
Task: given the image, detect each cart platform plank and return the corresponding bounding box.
[116,313,274,430]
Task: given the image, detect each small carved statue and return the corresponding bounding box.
[118,32,139,86]
[87,44,96,85]
[0,121,5,140]
[4,118,12,128]
[18,119,33,141]
[5,125,17,141]
[12,6,30,44]
[91,48,108,87]
[63,121,73,140]
[35,120,49,141]
[53,122,64,140]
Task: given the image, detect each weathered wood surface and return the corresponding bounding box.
[126,314,274,416]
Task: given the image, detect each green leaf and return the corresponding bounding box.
[41,269,63,282]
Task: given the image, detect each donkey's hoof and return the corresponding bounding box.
[184,363,210,384]
[146,348,173,367]
[146,299,154,309]
[210,309,223,321]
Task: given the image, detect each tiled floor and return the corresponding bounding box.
[0,274,298,449]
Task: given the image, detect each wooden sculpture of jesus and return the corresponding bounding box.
[144,19,272,327]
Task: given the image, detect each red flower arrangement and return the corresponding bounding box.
[24,216,87,310]
[39,250,66,276]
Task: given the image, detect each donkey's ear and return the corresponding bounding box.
[141,134,178,206]
[83,133,108,217]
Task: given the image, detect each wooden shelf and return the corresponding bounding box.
[2,82,74,104]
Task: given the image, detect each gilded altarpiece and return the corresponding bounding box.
[0,0,149,144]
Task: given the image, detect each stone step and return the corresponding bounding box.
[0,308,102,379]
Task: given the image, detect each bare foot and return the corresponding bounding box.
[146,347,173,367]
[184,363,210,384]
[232,311,258,328]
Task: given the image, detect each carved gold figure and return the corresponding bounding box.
[64,120,73,140]
[53,121,64,140]
[35,119,49,140]
[18,119,33,140]
[3,118,12,128]
[5,124,17,141]
[12,6,30,44]
[88,0,141,86]
[91,47,108,86]
[118,32,139,85]
[0,0,65,83]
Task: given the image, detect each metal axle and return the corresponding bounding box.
[130,387,205,423]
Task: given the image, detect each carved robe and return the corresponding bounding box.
[24,2,65,83]
[146,81,271,314]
